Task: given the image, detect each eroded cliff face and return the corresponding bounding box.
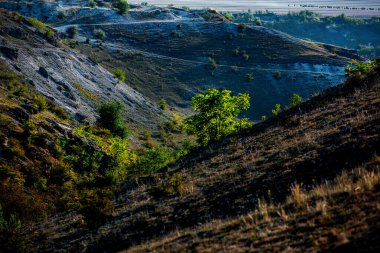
[0,8,165,126]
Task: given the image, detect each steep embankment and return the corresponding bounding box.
[0,0,364,119]
[23,66,380,252]
[0,9,165,127]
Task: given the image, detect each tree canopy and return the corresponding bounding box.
[185,89,251,145]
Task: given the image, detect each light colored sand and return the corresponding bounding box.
[131,0,380,17]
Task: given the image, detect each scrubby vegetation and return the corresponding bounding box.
[112,68,126,82]
[93,28,106,41]
[232,10,380,58]
[66,26,78,39]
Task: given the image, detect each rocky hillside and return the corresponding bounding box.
[0,8,165,127]
[20,65,380,252]
[0,0,364,119]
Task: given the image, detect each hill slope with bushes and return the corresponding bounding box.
[19,64,380,252]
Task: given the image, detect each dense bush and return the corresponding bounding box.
[159,98,167,110]
[66,26,78,39]
[97,100,129,138]
[113,0,130,15]
[88,0,97,8]
[28,17,46,30]
[289,93,302,107]
[93,28,106,41]
[112,68,126,82]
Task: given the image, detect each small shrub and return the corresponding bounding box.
[97,100,129,138]
[237,23,246,33]
[58,11,67,20]
[88,0,97,8]
[137,148,174,175]
[113,0,130,15]
[159,98,167,110]
[271,104,281,116]
[66,26,78,39]
[28,17,46,30]
[273,71,282,80]
[255,17,262,26]
[289,93,302,107]
[45,28,55,40]
[34,94,48,111]
[93,28,106,41]
[112,68,126,82]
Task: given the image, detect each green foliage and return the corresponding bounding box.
[66,26,78,39]
[112,68,126,82]
[93,28,106,41]
[88,0,97,8]
[34,94,48,111]
[159,98,167,110]
[137,148,174,175]
[45,28,55,39]
[345,59,380,78]
[97,100,129,138]
[185,89,251,145]
[289,93,302,107]
[28,17,46,30]
[105,137,137,183]
[272,104,282,116]
[113,0,130,15]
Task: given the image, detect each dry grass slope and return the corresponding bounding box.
[22,66,380,252]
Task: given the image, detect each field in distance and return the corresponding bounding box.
[134,0,380,17]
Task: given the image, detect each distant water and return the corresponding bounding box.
[132,0,380,17]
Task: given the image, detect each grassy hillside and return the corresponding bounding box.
[20,63,380,252]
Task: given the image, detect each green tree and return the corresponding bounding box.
[289,93,302,107]
[185,89,251,145]
[97,100,129,138]
[113,0,130,15]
